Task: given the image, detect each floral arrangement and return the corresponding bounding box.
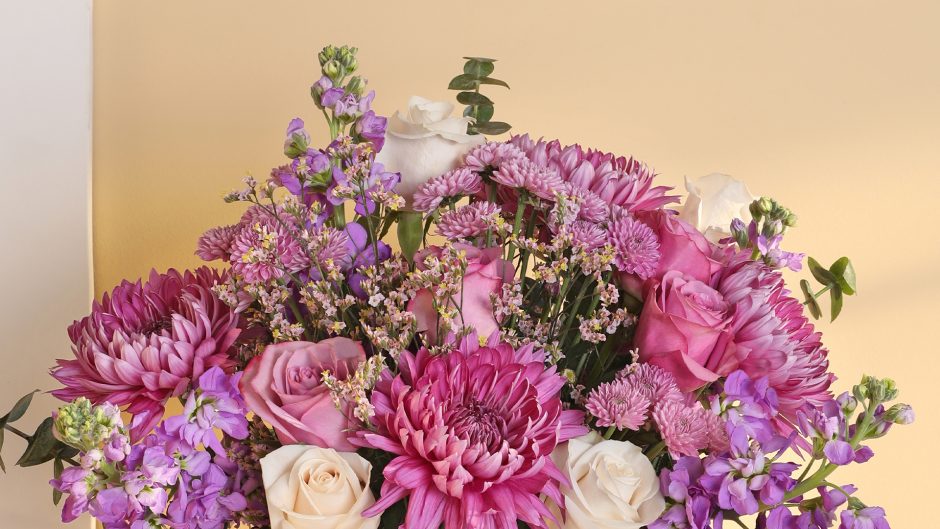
[0,45,913,529]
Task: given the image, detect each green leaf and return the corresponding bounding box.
[478,76,510,89]
[801,279,822,320]
[447,74,479,91]
[16,417,59,467]
[829,256,857,295]
[807,257,839,287]
[830,284,844,321]
[463,56,497,63]
[470,104,495,123]
[52,458,64,505]
[1,390,39,425]
[472,121,512,135]
[456,91,493,106]
[464,60,495,78]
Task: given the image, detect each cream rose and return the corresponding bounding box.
[550,432,665,529]
[260,445,379,529]
[376,96,484,207]
[678,173,756,243]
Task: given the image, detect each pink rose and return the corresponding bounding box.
[408,243,514,344]
[239,338,365,450]
[639,209,722,282]
[635,270,739,392]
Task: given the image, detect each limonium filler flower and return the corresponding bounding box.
[354,334,587,529]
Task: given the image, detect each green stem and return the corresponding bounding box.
[646,440,666,460]
[3,423,30,441]
[331,203,346,229]
[507,194,527,262]
[603,425,617,440]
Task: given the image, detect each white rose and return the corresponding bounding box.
[260,445,379,529]
[376,96,484,207]
[550,432,665,529]
[678,173,756,243]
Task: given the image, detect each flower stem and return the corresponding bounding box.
[646,440,666,460]
[603,425,617,440]
[3,423,30,441]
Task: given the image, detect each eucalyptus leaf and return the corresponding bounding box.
[807,257,839,287]
[1,390,39,425]
[829,256,857,295]
[464,60,495,78]
[462,56,497,63]
[801,279,822,320]
[53,458,64,505]
[447,74,479,91]
[456,91,493,106]
[16,417,59,467]
[472,121,512,135]
[830,284,844,321]
[478,77,510,89]
[471,104,495,123]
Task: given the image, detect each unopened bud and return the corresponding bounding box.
[345,75,365,96]
[784,212,799,227]
[884,403,914,425]
[323,59,343,82]
[318,45,336,66]
[758,197,774,214]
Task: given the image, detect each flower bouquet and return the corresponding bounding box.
[0,45,913,529]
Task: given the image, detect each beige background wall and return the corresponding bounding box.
[1,0,923,527]
[0,1,93,528]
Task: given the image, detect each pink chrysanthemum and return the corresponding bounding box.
[620,362,682,404]
[561,183,610,223]
[568,221,608,251]
[463,142,527,173]
[607,212,661,279]
[716,256,834,432]
[652,399,712,458]
[585,379,651,430]
[437,201,502,240]
[510,134,679,213]
[492,160,564,201]
[51,268,240,440]
[354,335,587,529]
[229,208,309,284]
[413,168,484,212]
[196,225,239,261]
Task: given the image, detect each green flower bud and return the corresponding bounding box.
[318,45,336,66]
[345,75,365,96]
[882,378,899,401]
[53,398,123,452]
[784,212,799,227]
[749,201,764,221]
[884,403,915,425]
[323,59,344,82]
[758,197,774,215]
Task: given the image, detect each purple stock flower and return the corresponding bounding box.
[355,110,387,151]
[159,368,249,453]
[840,506,890,529]
[798,397,872,465]
[90,487,139,527]
[165,462,247,529]
[51,467,92,522]
[653,457,722,529]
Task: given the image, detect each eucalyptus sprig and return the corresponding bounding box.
[801,256,857,321]
[447,57,511,136]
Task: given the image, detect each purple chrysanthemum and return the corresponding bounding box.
[510,134,679,213]
[463,142,527,173]
[354,335,587,529]
[492,160,564,201]
[196,225,239,262]
[51,268,240,441]
[608,212,661,279]
[585,379,651,430]
[621,362,682,404]
[413,168,484,212]
[229,208,310,284]
[436,201,502,240]
[653,400,712,458]
[561,183,610,223]
[568,221,608,251]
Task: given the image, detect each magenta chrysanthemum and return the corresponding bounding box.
[413,168,484,212]
[437,202,502,240]
[607,212,661,279]
[652,399,712,458]
[585,379,651,430]
[354,335,587,529]
[620,362,682,404]
[568,221,608,251]
[51,268,240,440]
[492,160,564,201]
[561,183,610,223]
[229,207,309,284]
[509,134,679,213]
[196,225,239,262]
[716,257,834,431]
[463,142,527,173]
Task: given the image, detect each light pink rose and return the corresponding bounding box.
[408,243,514,344]
[239,338,365,450]
[635,270,738,392]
